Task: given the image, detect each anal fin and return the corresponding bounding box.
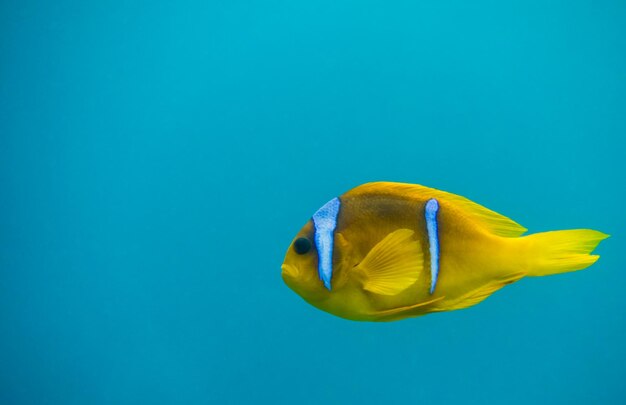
[370,296,445,319]
[438,273,525,311]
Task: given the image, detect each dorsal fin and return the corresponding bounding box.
[346,182,527,237]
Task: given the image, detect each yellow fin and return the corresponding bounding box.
[347,182,527,237]
[524,229,609,276]
[371,296,445,319]
[439,273,525,311]
[355,228,423,295]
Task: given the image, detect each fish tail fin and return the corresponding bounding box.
[523,229,609,277]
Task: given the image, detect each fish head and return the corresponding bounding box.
[281,220,330,303]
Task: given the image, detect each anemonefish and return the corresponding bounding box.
[281,182,608,322]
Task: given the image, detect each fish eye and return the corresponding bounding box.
[293,237,312,254]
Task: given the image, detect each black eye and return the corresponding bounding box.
[293,237,312,254]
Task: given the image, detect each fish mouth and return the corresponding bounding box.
[281,264,300,279]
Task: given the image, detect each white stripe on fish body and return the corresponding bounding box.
[425,198,440,294]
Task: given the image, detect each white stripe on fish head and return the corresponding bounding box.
[312,197,341,291]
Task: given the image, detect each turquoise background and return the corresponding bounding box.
[2,1,625,404]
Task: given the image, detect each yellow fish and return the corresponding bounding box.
[281,182,608,322]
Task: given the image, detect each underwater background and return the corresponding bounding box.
[2,1,625,404]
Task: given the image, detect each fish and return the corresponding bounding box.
[281,182,609,322]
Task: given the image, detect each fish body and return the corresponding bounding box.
[281,182,608,322]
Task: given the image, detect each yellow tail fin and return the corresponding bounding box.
[524,229,609,276]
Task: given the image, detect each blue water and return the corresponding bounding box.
[2,1,625,404]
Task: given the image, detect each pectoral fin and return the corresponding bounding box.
[355,229,424,295]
